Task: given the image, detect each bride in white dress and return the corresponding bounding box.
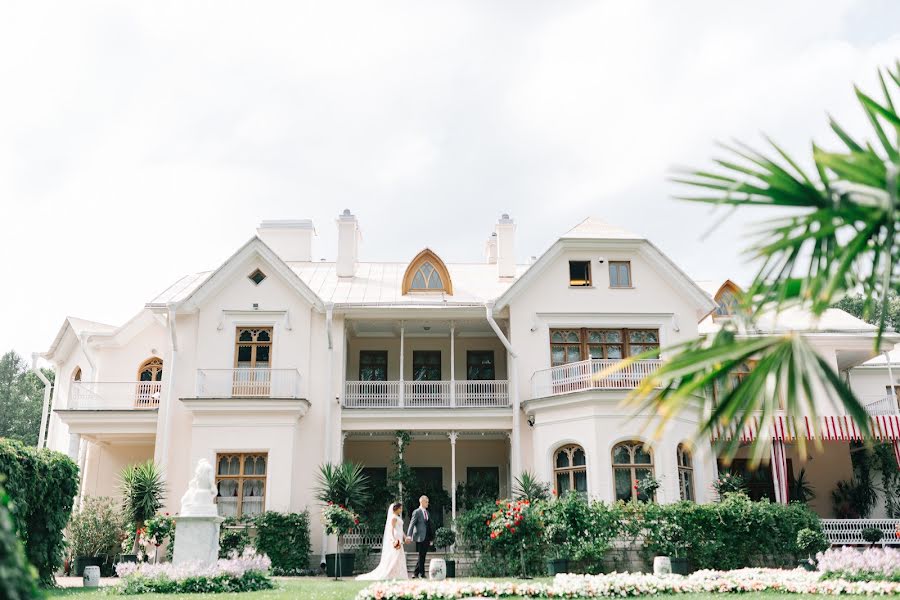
[356,502,408,581]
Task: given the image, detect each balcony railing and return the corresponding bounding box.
[343,380,509,408]
[863,394,900,416]
[195,369,302,399]
[531,358,662,399]
[69,381,162,409]
[821,519,900,545]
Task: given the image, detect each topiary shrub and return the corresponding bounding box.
[252,511,311,575]
[0,481,41,600]
[862,526,884,546]
[0,438,79,585]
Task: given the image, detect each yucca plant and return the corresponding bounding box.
[118,461,165,554]
[618,61,900,463]
[512,471,550,502]
[314,462,371,512]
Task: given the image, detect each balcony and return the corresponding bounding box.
[343,380,509,408]
[531,358,662,399]
[69,381,162,409]
[863,394,900,416]
[195,369,303,399]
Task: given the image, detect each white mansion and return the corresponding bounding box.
[40,213,900,552]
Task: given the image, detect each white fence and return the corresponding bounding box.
[69,381,162,409]
[195,369,302,398]
[343,527,384,549]
[821,519,900,545]
[343,380,509,408]
[531,359,662,399]
[863,395,900,416]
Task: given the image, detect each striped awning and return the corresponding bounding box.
[711,414,900,442]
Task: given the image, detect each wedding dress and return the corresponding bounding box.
[355,506,408,581]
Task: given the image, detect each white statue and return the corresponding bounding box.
[180,458,218,517]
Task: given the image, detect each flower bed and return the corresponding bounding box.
[356,569,900,599]
[817,546,900,582]
[114,548,274,595]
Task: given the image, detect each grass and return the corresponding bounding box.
[46,578,846,600]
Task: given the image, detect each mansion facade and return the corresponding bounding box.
[40,212,900,554]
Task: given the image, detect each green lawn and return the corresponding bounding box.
[46,578,843,600]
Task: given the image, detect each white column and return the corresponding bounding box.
[398,435,405,500]
[450,322,456,408]
[509,352,521,478]
[399,322,405,408]
[340,433,348,462]
[449,431,458,524]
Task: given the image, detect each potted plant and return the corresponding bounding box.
[635,476,661,503]
[142,514,175,562]
[649,521,690,575]
[118,461,166,557]
[796,528,829,570]
[434,526,457,577]
[315,462,370,579]
[67,496,124,576]
[543,521,570,575]
[861,526,884,547]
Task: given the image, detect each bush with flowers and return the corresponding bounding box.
[485,498,547,577]
[817,546,900,582]
[114,547,273,594]
[142,513,175,562]
[356,568,900,599]
[322,502,360,536]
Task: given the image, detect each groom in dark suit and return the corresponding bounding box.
[406,495,432,578]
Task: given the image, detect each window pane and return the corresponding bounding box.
[411,272,426,288]
[573,448,586,466]
[633,446,652,464]
[574,470,587,493]
[680,470,694,501]
[565,347,582,363]
[466,351,495,381]
[255,346,270,364]
[569,261,591,286]
[629,330,658,344]
[237,345,252,363]
[257,330,271,342]
[606,345,623,359]
[551,346,566,365]
[555,451,570,468]
[566,331,580,343]
[612,445,630,465]
[635,468,653,501]
[556,472,570,494]
[614,469,632,501]
[427,270,443,289]
[588,331,601,343]
[588,345,603,359]
[604,331,622,343]
[551,332,564,343]
[218,479,238,498]
[239,330,253,342]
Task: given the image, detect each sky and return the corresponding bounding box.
[1,1,899,361]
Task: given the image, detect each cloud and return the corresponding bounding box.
[0,0,898,358]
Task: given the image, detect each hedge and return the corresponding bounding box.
[0,438,79,584]
[0,481,41,600]
[218,511,312,575]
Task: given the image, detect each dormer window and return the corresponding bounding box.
[402,249,453,295]
[713,280,742,317]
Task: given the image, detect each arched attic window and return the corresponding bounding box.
[714,280,743,317]
[138,357,164,382]
[402,249,453,295]
[72,366,82,382]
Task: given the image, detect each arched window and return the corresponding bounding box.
[72,366,82,382]
[677,443,695,501]
[138,357,164,382]
[612,441,654,502]
[714,280,742,317]
[553,444,587,494]
[402,249,453,295]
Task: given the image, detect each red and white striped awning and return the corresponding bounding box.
[711,414,900,442]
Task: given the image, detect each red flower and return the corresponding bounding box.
[510,527,516,534]
[552,489,557,496]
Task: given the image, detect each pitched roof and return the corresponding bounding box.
[561,217,643,240]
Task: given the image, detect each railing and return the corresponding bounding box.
[195,369,302,398]
[455,380,510,407]
[863,394,900,416]
[821,519,900,545]
[344,527,384,550]
[343,380,510,408]
[69,381,162,409]
[531,359,662,399]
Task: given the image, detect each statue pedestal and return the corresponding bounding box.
[172,515,224,566]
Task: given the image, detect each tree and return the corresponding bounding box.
[0,351,52,446]
[623,62,900,462]
[832,290,900,331]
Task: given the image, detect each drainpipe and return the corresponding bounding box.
[321,303,334,568]
[885,351,898,412]
[157,304,178,477]
[32,353,53,448]
[486,303,521,479]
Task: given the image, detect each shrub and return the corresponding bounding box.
[862,526,884,546]
[434,526,456,550]
[712,473,746,499]
[796,528,829,557]
[116,548,274,594]
[118,461,165,555]
[253,511,311,576]
[219,517,251,559]
[0,481,40,600]
[0,438,79,584]
[481,499,546,577]
[321,503,359,536]
[67,496,125,558]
